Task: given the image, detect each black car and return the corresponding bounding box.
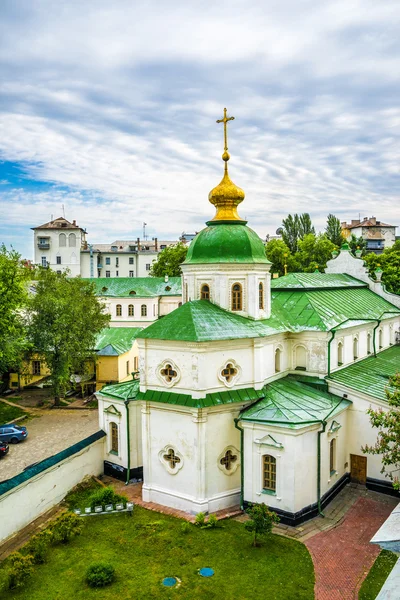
[0,441,9,457]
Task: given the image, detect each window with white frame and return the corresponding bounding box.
[141,304,147,317]
[129,271,134,277]
[128,304,134,316]
[116,304,122,316]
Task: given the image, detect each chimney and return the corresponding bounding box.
[341,221,347,228]
[351,220,359,226]
[154,237,158,251]
[370,216,376,225]
[72,219,76,226]
[165,275,169,283]
[137,237,140,251]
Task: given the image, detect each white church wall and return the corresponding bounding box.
[289,333,327,374]
[318,411,349,502]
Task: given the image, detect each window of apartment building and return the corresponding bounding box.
[105,257,110,265]
[263,455,276,492]
[145,264,151,271]
[129,257,134,265]
[160,245,166,249]
[116,304,122,316]
[106,271,110,278]
[141,304,147,317]
[128,305,134,316]
[68,233,76,247]
[129,271,134,277]
[59,233,66,247]
[41,256,47,267]
[56,256,62,264]
[111,246,117,252]
[116,258,119,267]
[126,360,130,375]
[32,360,41,375]
[116,271,119,277]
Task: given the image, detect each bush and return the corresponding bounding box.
[88,486,127,510]
[26,530,52,564]
[8,552,34,589]
[181,522,191,534]
[86,562,115,588]
[244,503,280,546]
[194,512,206,527]
[206,514,219,528]
[49,512,83,544]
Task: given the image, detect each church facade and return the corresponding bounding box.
[96,110,400,525]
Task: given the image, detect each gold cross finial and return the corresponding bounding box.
[217,108,234,169]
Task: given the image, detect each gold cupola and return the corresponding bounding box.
[208,108,246,223]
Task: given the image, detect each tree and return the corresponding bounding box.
[265,239,299,276]
[296,233,336,272]
[28,269,110,405]
[348,234,367,256]
[281,213,315,253]
[149,242,188,277]
[363,374,400,490]
[325,214,344,248]
[364,240,400,295]
[244,503,280,546]
[0,245,31,380]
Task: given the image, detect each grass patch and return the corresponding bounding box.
[0,505,314,599]
[359,550,398,600]
[64,479,103,510]
[0,401,26,423]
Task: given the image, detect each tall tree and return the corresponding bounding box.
[297,233,336,272]
[298,213,315,239]
[348,233,367,256]
[28,270,110,405]
[325,214,343,247]
[0,245,31,380]
[363,374,400,490]
[364,240,400,294]
[281,213,315,253]
[265,239,299,276]
[149,242,188,277]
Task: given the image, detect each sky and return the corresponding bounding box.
[0,0,400,259]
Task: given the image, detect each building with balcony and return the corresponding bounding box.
[32,217,87,277]
[341,216,397,254]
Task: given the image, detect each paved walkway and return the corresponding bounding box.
[0,409,99,481]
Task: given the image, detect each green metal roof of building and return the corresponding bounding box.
[96,327,142,356]
[240,377,351,428]
[184,223,271,265]
[98,378,140,400]
[85,277,181,298]
[327,345,400,401]
[270,273,366,290]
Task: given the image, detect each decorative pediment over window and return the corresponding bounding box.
[104,404,122,417]
[328,420,341,434]
[254,434,284,449]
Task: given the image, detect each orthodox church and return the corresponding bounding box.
[97,110,400,525]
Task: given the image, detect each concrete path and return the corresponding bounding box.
[0,409,99,481]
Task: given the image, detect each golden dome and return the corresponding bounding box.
[208,108,245,222]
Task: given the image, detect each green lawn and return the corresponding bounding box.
[0,401,26,423]
[0,487,315,600]
[359,550,398,600]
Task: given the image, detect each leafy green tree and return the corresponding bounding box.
[325,214,344,247]
[363,374,400,490]
[49,512,83,543]
[265,239,299,276]
[7,553,34,589]
[364,240,400,294]
[348,234,367,255]
[149,242,188,277]
[28,269,110,405]
[296,233,336,272]
[0,245,31,380]
[281,213,314,253]
[298,213,315,239]
[244,503,280,546]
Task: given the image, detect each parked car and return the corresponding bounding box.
[0,424,28,444]
[0,441,9,457]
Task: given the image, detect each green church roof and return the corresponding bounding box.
[85,277,181,298]
[96,327,142,356]
[327,345,400,401]
[270,273,366,290]
[184,223,271,265]
[240,377,351,428]
[98,378,141,400]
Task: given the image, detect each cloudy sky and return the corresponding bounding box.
[1,0,399,259]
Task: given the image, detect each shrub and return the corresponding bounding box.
[86,562,115,588]
[206,514,219,528]
[8,552,34,589]
[88,486,127,510]
[181,521,191,534]
[194,512,206,527]
[26,530,52,564]
[244,503,280,546]
[49,512,83,544]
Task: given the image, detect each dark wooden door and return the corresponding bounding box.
[350,454,367,484]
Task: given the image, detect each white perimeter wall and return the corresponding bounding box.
[0,437,104,544]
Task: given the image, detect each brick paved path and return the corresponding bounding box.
[305,496,397,600]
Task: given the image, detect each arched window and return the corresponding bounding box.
[353,337,358,360]
[110,422,118,454]
[295,346,307,371]
[330,438,336,474]
[259,282,264,310]
[201,284,210,300]
[275,348,281,373]
[59,233,66,247]
[232,283,243,311]
[141,304,147,317]
[263,455,276,492]
[379,329,383,349]
[68,233,76,247]
[128,304,134,316]
[337,342,343,366]
[70,252,77,264]
[367,333,372,355]
[116,304,122,316]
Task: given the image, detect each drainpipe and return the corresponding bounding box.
[124,399,131,485]
[327,330,336,378]
[234,418,244,510]
[372,320,381,357]
[317,420,327,517]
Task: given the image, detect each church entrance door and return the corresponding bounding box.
[350,454,367,484]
